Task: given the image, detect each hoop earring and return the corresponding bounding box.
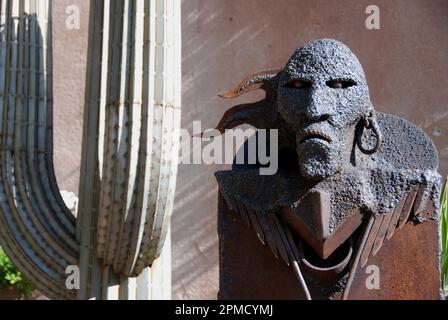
[356,112,382,155]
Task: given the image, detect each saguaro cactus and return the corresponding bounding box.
[0,0,181,300]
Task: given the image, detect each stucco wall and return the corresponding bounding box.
[51,0,448,299]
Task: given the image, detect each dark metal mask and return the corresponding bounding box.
[215,39,441,299]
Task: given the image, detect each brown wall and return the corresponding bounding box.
[51,0,448,299]
[52,0,89,193]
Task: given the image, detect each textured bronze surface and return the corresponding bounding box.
[216,39,442,299]
[218,195,441,300]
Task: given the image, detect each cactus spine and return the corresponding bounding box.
[0,0,181,300]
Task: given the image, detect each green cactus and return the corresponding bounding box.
[0,0,181,300]
[441,178,448,297]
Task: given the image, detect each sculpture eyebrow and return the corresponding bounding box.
[281,74,312,83]
[328,77,356,82]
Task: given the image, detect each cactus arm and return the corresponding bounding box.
[0,0,78,299]
[134,0,182,275]
[77,0,180,299]
[114,0,145,274]
[76,0,107,299]
[92,0,181,278]
[0,0,180,300]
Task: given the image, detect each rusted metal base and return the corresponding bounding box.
[218,195,441,300]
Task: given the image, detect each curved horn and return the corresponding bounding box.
[219,68,282,99]
[216,100,269,134]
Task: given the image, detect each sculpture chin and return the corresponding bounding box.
[299,159,338,181]
[297,140,339,181]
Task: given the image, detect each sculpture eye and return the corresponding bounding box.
[285,79,312,89]
[326,79,356,89]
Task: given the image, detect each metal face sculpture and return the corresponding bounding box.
[277,40,378,181]
[216,39,442,299]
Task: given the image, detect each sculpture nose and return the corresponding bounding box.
[304,89,333,121]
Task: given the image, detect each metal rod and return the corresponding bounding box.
[282,220,312,300]
[342,215,375,300]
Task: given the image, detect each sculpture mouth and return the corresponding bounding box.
[298,130,332,144]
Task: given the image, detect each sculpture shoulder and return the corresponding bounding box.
[373,112,439,171]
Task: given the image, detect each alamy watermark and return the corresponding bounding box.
[65,265,80,290]
[65,5,80,30]
[179,121,279,176]
[365,265,381,290]
[365,5,381,30]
